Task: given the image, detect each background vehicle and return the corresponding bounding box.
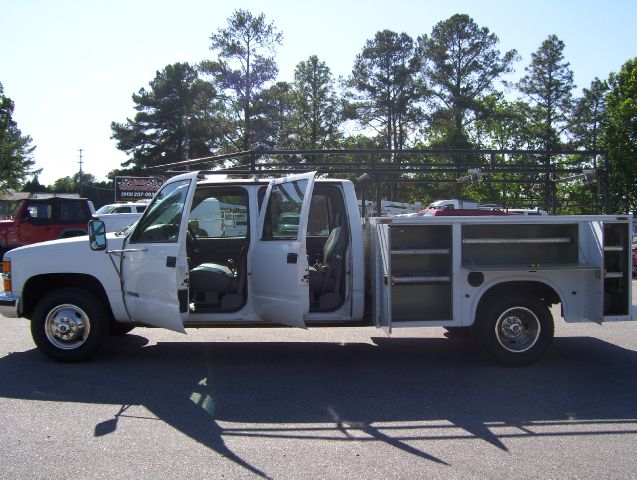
[94,201,149,215]
[92,201,150,232]
[0,197,94,253]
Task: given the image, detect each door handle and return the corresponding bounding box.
[166,256,176,268]
[287,253,298,264]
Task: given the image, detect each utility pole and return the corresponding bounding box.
[78,148,84,197]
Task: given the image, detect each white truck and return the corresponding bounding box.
[92,201,149,232]
[0,171,634,365]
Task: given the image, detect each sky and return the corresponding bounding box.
[2,0,636,185]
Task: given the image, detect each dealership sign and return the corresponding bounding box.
[115,177,163,201]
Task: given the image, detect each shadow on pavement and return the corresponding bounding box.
[1,333,637,477]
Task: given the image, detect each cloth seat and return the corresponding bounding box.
[308,223,348,294]
[190,264,234,292]
[189,241,249,295]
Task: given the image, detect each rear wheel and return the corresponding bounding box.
[31,288,109,362]
[473,294,554,366]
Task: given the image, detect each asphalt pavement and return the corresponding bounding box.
[2,290,637,479]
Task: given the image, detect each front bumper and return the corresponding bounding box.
[0,292,19,318]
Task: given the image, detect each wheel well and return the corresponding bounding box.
[21,273,113,320]
[476,281,560,318]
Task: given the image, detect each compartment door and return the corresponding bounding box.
[373,222,392,333]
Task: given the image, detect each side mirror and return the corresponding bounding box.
[88,219,107,251]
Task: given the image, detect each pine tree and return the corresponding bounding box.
[111,63,216,170]
[419,14,518,148]
[348,30,425,151]
[0,82,39,189]
[517,35,574,151]
[202,9,282,152]
[289,55,342,149]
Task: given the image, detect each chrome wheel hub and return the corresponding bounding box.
[495,307,540,353]
[44,304,91,350]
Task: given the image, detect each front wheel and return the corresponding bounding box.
[473,295,554,366]
[31,288,109,362]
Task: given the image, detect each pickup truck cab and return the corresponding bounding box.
[0,172,364,362]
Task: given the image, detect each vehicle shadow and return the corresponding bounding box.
[1,334,637,477]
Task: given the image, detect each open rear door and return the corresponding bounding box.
[251,172,316,327]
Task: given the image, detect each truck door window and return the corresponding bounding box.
[262,179,308,240]
[308,194,329,236]
[189,190,248,238]
[131,179,191,243]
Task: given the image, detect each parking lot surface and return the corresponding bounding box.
[2,294,637,479]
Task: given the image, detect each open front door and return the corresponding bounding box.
[119,171,199,333]
[251,172,316,327]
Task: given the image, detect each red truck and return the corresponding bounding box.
[0,197,94,253]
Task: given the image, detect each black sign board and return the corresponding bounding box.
[115,177,163,202]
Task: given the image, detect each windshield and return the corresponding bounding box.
[95,205,117,215]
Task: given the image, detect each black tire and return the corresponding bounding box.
[110,322,135,336]
[472,294,554,366]
[31,287,109,362]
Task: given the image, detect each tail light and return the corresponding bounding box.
[2,258,11,293]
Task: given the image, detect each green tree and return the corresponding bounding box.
[202,9,282,151]
[111,62,216,171]
[21,175,48,193]
[517,35,575,210]
[0,82,39,189]
[569,78,608,151]
[560,78,609,213]
[289,55,342,149]
[604,58,637,213]
[477,95,530,150]
[418,14,518,148]
[472,96,539,208]
[50,176,76,193]
[348,30,424,151]
[517,35,574,151]
[254,81,295,148]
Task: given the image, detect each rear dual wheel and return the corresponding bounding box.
[473,295,554,366]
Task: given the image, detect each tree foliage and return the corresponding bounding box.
[111,63,216,171]
[518,35,574,151]
[0,82,39,190]
[348,30,424,150]
[418,14,518,148]
[101,9,637,213]
[202,9,282,151]
[604,57,637,212]
[569,78,608,151]
[288,55,342,149]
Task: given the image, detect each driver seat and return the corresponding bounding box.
[308,216,348,310]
